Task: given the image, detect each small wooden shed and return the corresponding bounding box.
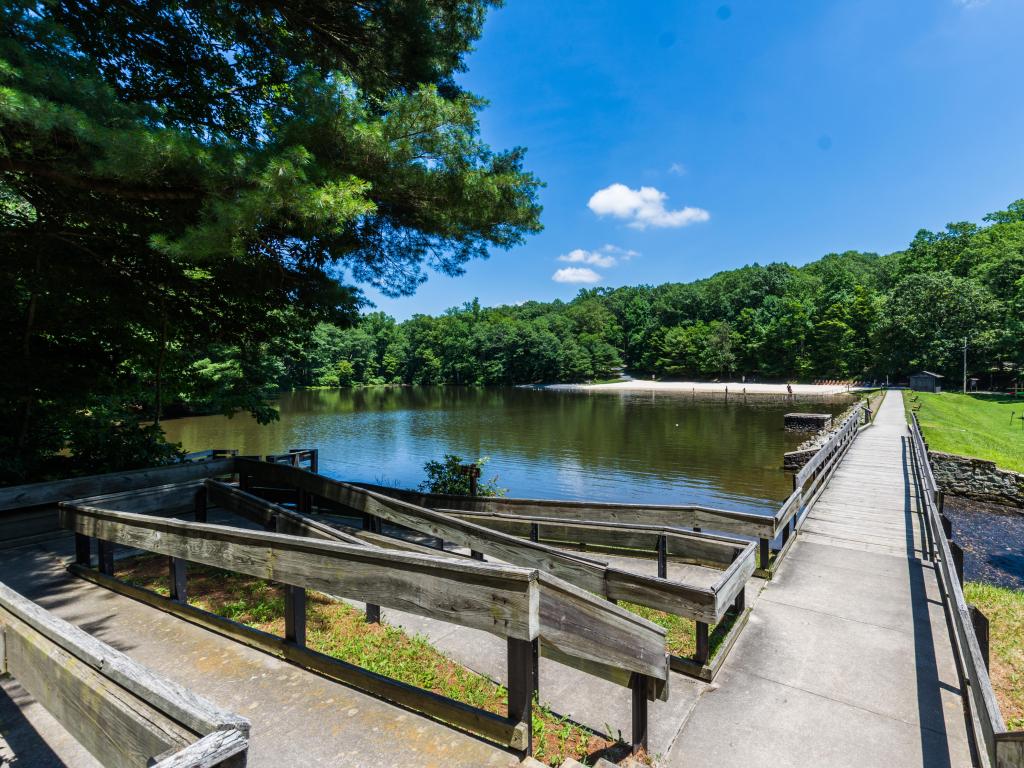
[909,371,943,393]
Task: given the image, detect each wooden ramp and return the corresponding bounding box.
[667,392,973,767]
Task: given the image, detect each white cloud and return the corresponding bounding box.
[557,244,639,270]
[552,267,602,284]
[668,162,687,175]
[588,183,710,229]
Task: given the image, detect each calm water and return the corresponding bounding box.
[162,387,854,515]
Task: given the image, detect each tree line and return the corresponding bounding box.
[278,201,1023,389]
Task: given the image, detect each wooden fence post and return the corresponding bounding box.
[285,585,306,647]
[74,534,92,567]
[529,523,539,543]
[169,558,187,604]
[940,514,953,541]
[759,538,770,571]
[194,485,208,524]
[695,621,710,665]
[507,637,535,757]
[97,540,114,575]
[630,673,649,755]
[733,585,746,614]
[656,534,667,579]
[970,605,990,671]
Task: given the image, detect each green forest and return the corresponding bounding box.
[285,203,1024,390]
[2,0,1023,484]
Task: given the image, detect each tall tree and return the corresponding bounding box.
[0,0,542,481]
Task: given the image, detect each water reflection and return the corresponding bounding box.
[161,387,854,515]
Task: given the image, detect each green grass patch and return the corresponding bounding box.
[903,391,1024,473]
[115,555,619,766]
[619,601,740,661]
[964,582,1024,730]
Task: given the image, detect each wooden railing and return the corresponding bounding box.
[239,460,755,682]
[60,482,670,756]
[757,403,866,572]
[351,404,862,583]
[0,581,249,767]
[908,415,1024,768]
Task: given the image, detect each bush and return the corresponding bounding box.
[418,454,506,497]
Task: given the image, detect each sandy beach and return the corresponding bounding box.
[542,380,860,395]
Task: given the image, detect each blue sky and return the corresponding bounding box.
[366,0,1024,319]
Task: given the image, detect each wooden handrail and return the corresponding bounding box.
[0,581,249,768]
[908,414,1023,768]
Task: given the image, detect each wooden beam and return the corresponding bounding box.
[0,582,248,738]
[0,460,234,512]
[71,567,527,751]
[2,612,195,768]
[61,504,541,641]
[349,481,776,538]
[152,729,249,768]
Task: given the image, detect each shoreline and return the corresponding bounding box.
[532,380,861,396]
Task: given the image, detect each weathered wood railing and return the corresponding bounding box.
[767,402,865,569]
[237,460,755,681]
[908,414,1024,768]
[349,401,862,581]
[0,459,236,548]
[60,490,669,756]
[0,581,249,767]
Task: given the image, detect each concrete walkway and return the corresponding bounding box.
[666,391,972,767]
[0,537,519,768]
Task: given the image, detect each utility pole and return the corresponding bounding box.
[962,337,968,394]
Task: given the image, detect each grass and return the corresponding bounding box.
[903,391,1024,473]
[114,554,622,766]
[619,601,740,661]
[964,582,1024,730]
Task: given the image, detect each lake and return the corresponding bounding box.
[161,387,855,516]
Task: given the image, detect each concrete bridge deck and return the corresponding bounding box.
[666,391,972,767]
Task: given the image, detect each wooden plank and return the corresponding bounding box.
[60,504,541,641]
[442,511,742,567]
[350,481,775,538]
[238,460,752,625]
[0,582,246,737]
[537,573,668,682]
[712,546,757,619]
[69,481,204,515]
[237,460,610,597]
[996,734,1024,768]
[605,568,718,625]
[0,459,235,512]
[152,729,249,768]
[1,612,194,768]
[71,566,527,751]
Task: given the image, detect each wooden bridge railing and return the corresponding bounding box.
[0,581,249,768]
[765,402,866,570]
[237,459,754,684]
[908,414,1024,768]
[60,490,669,756]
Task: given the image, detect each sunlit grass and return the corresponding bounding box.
[904,391,1024,472]
[964,581,1024,730]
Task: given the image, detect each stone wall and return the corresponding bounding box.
[929,451,1024,508]
[784,413,832,432]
